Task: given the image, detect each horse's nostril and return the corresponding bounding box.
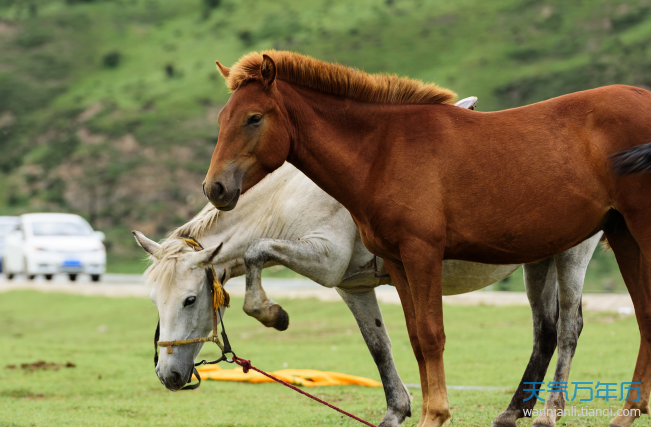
[171,370,184,387]
[202,181,207,198]
[214,182,225,198]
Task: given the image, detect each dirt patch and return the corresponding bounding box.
[0,21,17,36]
[1,389,46,399]
[76,103,104,123]
[6,361,76,372]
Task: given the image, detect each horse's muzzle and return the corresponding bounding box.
[206,180,241,211]
[159,367,192,391]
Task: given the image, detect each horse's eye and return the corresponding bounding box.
[247,114,263,126]
[184,296,196,307]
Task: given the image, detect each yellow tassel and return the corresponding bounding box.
[211,266,230,308]
[180,237,204,251]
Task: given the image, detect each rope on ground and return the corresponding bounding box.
[232,356,377,427]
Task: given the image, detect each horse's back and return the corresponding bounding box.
[376,85,651,264]
[467,85,646,120]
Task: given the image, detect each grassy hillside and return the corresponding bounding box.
[0,0,648,284]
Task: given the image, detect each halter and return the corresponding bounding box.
[153,236,233,390]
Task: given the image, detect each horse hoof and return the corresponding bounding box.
[491,417,517,427]
[491,414,517,427]
[273,306,290,331]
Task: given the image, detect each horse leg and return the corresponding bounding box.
[492,257,559,427]
[384,260,430,427]
[398,242,450,427]
[336,287,412,426]
[532,233,601,427]
[607,220,651,427]
[242,237,352,330]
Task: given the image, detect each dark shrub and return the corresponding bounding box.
[103,51,121,68]
[612,7,649,32]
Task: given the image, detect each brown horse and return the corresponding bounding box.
[204,50,651,427]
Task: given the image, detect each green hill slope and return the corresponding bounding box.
[0,0,648,285]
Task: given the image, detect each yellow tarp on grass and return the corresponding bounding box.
[196,364,382,387]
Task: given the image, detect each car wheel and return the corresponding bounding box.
[7,273,14,280]
[91,274,100,282]
[45,274,53,281]
[69,274,77,281]
[28,275,36,280]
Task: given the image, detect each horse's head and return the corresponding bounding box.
[205,54,290,211]
[133,231,223,391]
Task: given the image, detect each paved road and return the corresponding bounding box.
[0,273,635,313]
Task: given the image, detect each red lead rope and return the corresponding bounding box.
[232,356,377,427]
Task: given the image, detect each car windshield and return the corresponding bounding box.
[32,222,91,237]
[0,223,17,237]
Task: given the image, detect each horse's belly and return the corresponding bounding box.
[441,261,520,295]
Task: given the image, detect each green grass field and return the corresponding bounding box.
[1,291,649,426]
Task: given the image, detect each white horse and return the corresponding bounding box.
[134,160,601,427]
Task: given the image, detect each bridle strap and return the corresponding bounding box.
[181,367,202,390]
[154,319,160,368]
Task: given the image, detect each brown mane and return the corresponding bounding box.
[225,50,457,105]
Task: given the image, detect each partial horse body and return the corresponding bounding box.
[138,161,600,427]
[204,50,651,427]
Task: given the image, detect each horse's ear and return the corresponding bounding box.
[190,242,223,267]
[132,231,161,258]
[454,96,478,110]
[215,60,230,78]
[260,54,276,89]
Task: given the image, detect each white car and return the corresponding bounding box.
[3,213,106,282]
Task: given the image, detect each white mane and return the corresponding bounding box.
[144,239,188,289]
[170,203,221,241]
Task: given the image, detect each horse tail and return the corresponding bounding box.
[610,140,651,175]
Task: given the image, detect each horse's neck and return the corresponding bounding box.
[281,83,391,220]
[199,165,301,265]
